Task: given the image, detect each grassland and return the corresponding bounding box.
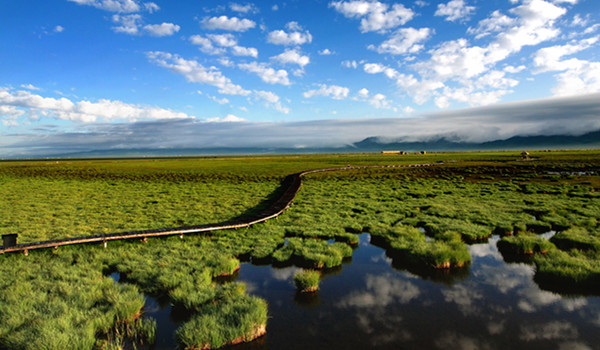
[0,150,599,348]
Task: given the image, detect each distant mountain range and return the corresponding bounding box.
[353,130,600,152]
[14,130,600,159]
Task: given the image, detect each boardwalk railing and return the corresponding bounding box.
[0,163,434,255]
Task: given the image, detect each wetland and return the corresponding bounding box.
[0,151,599,349]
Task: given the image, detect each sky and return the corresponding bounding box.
[1,0,600,156]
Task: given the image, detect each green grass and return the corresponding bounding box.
[497,233,556,255]
[175,295,267,349]
[294,270,321,293]
[0,150,599,348]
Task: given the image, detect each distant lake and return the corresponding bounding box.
[140,233,600,349]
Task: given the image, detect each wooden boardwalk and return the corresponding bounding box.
[0,163,434,255]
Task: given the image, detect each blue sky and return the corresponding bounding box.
[1,0,600,156]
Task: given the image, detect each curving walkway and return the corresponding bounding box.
[0,163,435,255]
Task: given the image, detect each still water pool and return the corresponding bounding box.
[139,233,600,349]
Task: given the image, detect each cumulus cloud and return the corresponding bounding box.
[329,0,414,33]
[467,10,514,39]
[67,0,157,13]
[434,0,476,22]
[111,14,179,36]
[189,35,225,55]
[519,321,578,342]
[533,37,600,96]
[202,16,256,32]
[254,90,290,114]
[271,48,310,67]
[365,0,570,108]
[370,27,432,55]
[190,34,257,57]
[319,48,334,55]
[337,274,420,308]
[146,51,251,95]
[208,33,238,47]
[143,22,180,36]
[0,87,191,124]
[205,114,246,123]
[267,23,312,45]
[229,3,258,14]
[238,62,291,85]
[303,84,350,100]
[231,45,258,57]
[54,25,64,33]
[112,14,142,34]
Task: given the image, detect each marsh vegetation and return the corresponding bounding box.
[0,150,599,348]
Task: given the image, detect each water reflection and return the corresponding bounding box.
[111,233,600,349]
[233,233,600,350]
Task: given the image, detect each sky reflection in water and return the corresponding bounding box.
[233,234,600,350]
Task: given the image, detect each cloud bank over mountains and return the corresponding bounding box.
[4,93,599,157]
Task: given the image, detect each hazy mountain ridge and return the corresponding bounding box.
[7,130,599,159]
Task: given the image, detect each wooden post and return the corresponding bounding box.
[24,249,28,256]
[2,234,18,248]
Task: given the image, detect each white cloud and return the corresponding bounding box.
[254,90,290,114]
[271,48,310,67]
[229,3,258,14]
[231,45,258,57]
[533,37,598,73]
[368,93,392,109]
[303,84,350,100]
[364,62,387,74]
[144,2,158,12]
[20,84,40,91]
[467,10,514,39]
[238,62,291,85]
[504,65,526,73]
[111,14,142,34]
[384,0,569,107]
[267,26,313,45]
[203,93,229,105]
[6,93,600,156]
[202,16,256,32]
[533,37,600,96]
[189,35,226,55]
[357,88,369,98]
[146,51,251,95]
[370,27,432,55]
[329,0,414,33]
[363,63,399,79]
[208,33,238,47]
[0,87,191,123]
[434,0,476,22]
[143,22,180,36]
[190,34,257,57]
[54,25,64,33]
[519,321,578,342]
[68,0,148,13]
[342,60,359,68]
[206,114,246,123]
[319,48,334,55]
[219,57,234,67]
[285,21,303,31]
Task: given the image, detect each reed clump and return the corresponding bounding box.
[294,270,321,293]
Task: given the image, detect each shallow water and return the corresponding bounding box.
[123,233,600,350]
